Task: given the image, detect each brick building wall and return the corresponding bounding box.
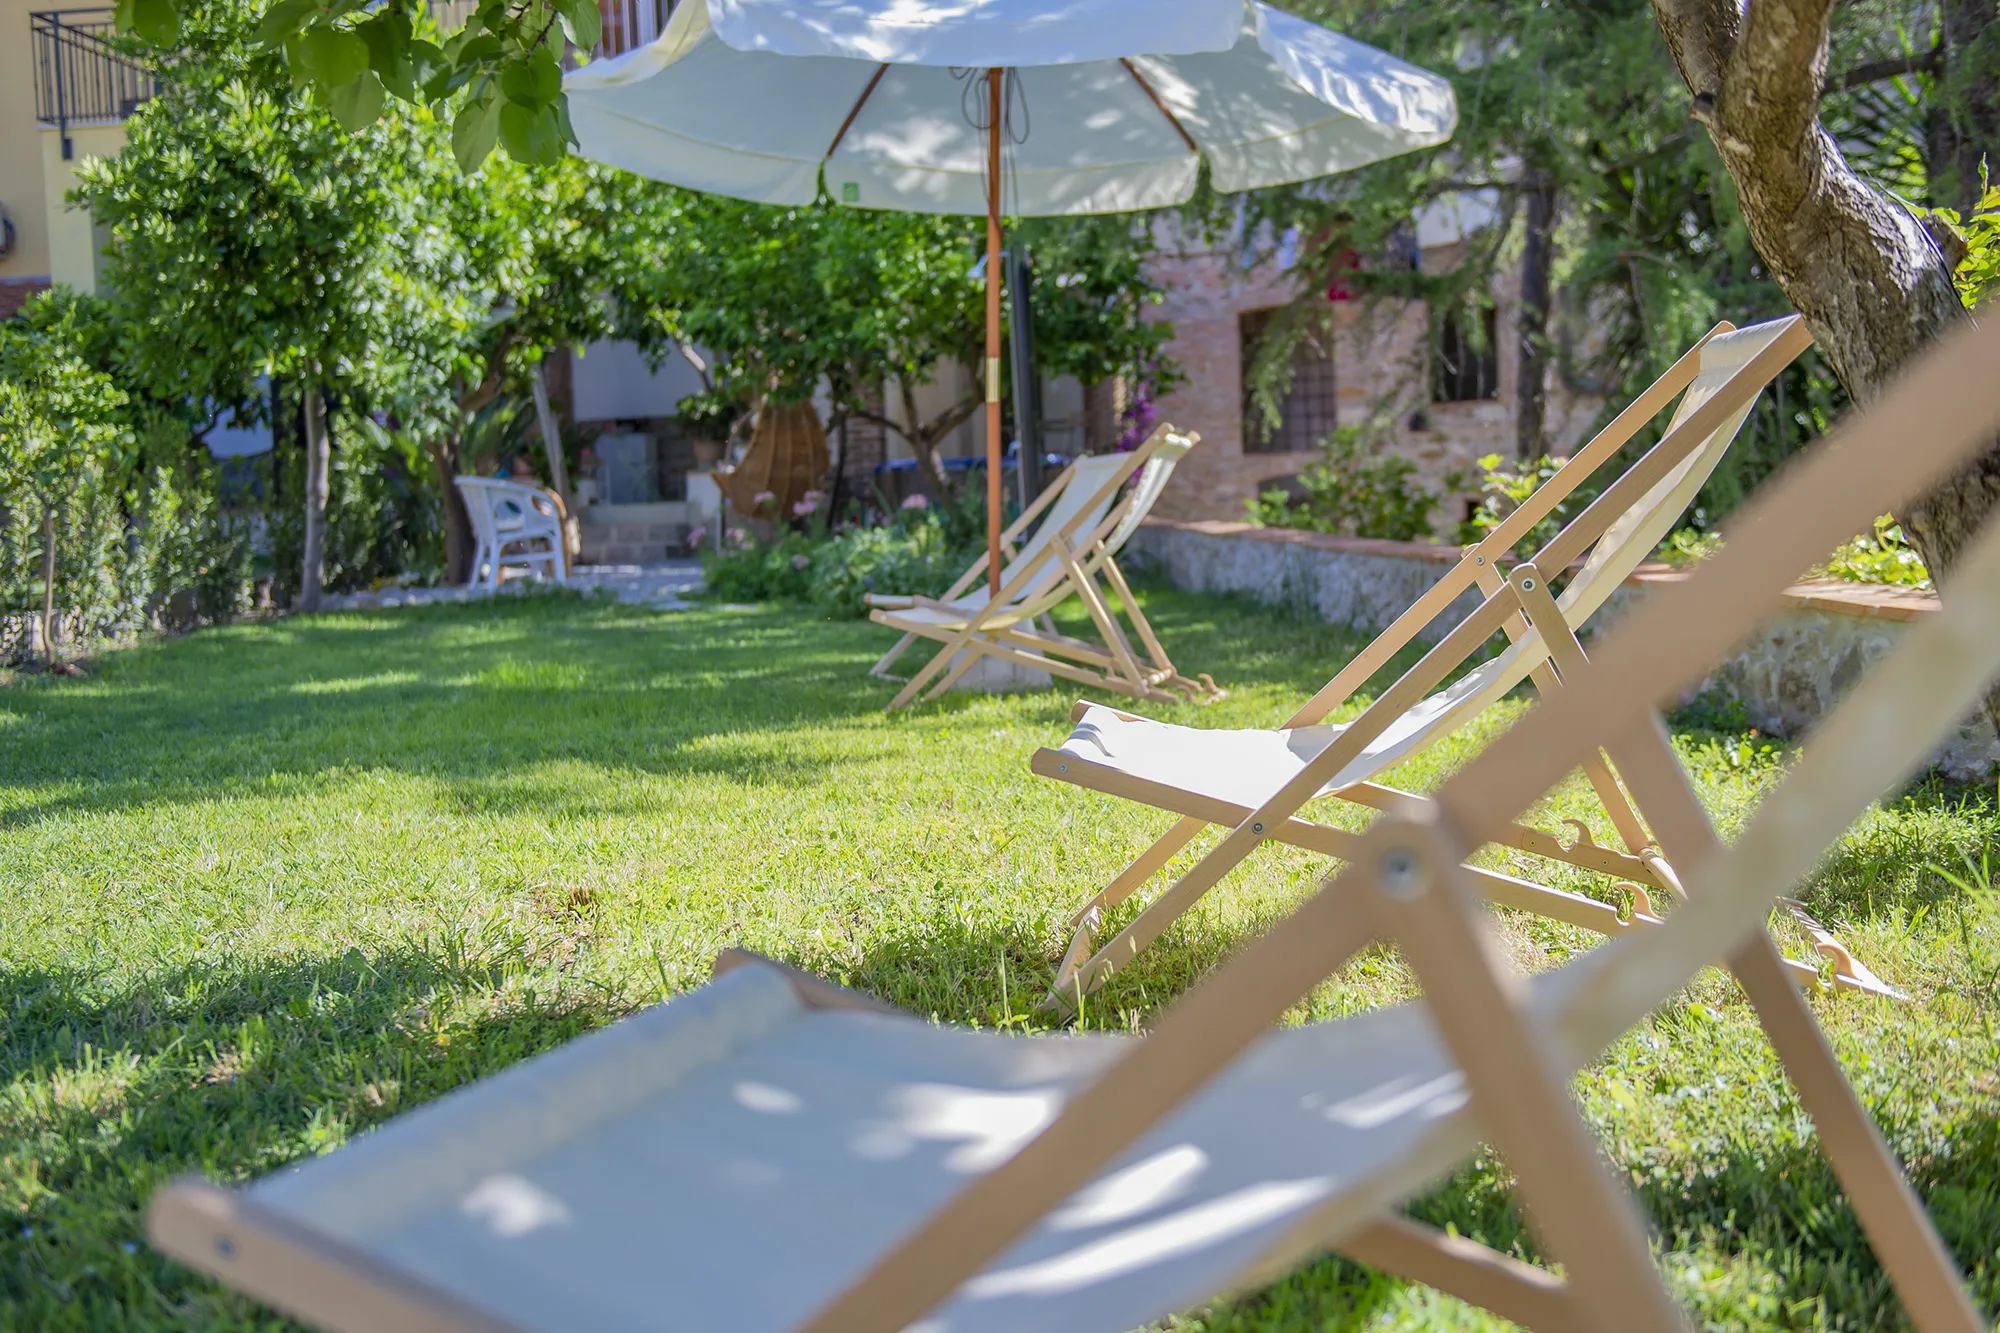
[0,277,49,320]
[1141,244,1603,533]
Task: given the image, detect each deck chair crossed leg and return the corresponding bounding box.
[868,425,1222,710]
[1034,317,1899,1009]
[799,315,2000,1333]
[144,315,2000,1333]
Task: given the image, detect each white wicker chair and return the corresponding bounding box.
[455,477,567,590]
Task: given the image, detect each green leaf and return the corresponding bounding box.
[498,99,535,160]
[299,24,370,87]
[283,31,312,89]
[409,38,452,100]
[355,12,414,99]
[112,0,138,36]
[499,100,564,166]
[128,0,181,46]
[453,32,503,71]
[552,0,600,54]
[471,0,511,37]
[321,67,386,130]
[529,46,562,103]
[254,0,318,48]
[551,92,577,148]
[453,92,504,173]
[499,57,540,108]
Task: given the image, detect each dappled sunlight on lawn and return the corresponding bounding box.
[1,585,1997,1329]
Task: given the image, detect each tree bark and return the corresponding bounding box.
[298,380,330,613]
[1515,177,1557,459]
[530,363,578,565]
[1932,0,2000,211]
[39,502,57,670]
[428,430,472,584]
[1083,377,1122,451]
[1652,0,2000,734]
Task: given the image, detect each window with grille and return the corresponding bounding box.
[1434,304,1499,402]
[1240,308,1337,454]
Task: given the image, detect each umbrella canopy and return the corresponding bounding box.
[566,0,1456,594]
[568,0,1456,216]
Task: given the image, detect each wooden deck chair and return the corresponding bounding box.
[144,314,2000,1333]
[1031,317,1871,1009]
[866,425,1223,710]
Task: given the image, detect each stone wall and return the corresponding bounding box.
[1130,519,1484,644]
[1130,519,1996,780]
[576,501,692,565]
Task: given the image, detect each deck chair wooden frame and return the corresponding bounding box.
[147,314,2000,1333]
[866,425,1223,711]
[1032,318,1881,1010]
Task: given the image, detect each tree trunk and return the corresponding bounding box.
[1515,177,1557,459]
[1932,0,2000,211]
[428,429,473,584]
[1652,0,2000,732]
[1083,377,1123,451]
[530,362,572,503]
[895,378,956,500]
[530,364,577,566]
[298,381,330,612]
[39,502,57,671]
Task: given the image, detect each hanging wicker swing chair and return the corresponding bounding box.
[715,400,830,523]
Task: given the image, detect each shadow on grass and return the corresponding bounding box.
[0,584,1500,834]
[0,943,633,1327]
[0,596,907,829]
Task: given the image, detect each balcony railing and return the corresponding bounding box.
[31,8,153,158]
[27,0,668,165]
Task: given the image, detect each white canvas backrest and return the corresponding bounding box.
[1099,433,1194,558]
[1307,319,1794,792]
[949,453,1135,612]
[1555,317,1799,622]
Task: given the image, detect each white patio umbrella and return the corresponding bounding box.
[565,0,1456,593]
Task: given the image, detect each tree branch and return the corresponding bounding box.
[1820,49,1942,98]
[1649,0,1742,100]
[1712,0,1836,222]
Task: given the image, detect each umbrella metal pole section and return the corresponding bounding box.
[985,66,1004,596]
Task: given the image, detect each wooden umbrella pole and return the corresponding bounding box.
[985,65,1004,596]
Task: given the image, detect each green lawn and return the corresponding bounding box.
[2,587,1995,1330]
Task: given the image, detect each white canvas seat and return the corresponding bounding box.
[161,958,1495,1333]
[455,476,568,590]
[147,312,2000,1333]
[1030,318,1896,1008]
[867,427,1223,709]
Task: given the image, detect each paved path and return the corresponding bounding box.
[323,561,704,612]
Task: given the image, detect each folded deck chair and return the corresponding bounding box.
[1030,317,1882,1009]
[866,425,1223,711]
[147,315,2000,1333]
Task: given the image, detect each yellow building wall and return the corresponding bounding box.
[41,123,127,293]
[0,0,50,282]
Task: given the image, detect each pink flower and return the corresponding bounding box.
[727,526,749,547]
[791,495,820,518]
[791,554,811,570]
[687,525,707,549]
[900,493,929,510]
[752,490,776,510]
